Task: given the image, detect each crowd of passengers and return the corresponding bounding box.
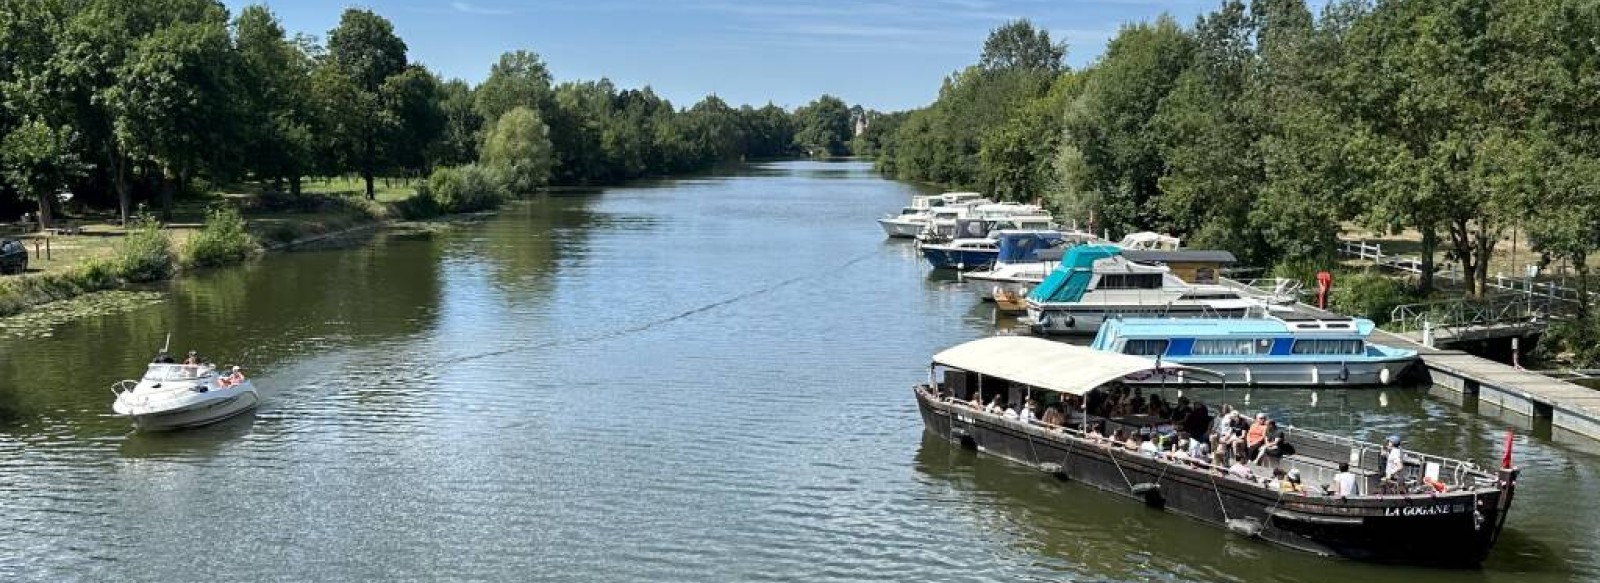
[949,383,1428,496]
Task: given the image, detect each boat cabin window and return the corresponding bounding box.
[1096,273,1164,290]
[1290,339,1364,355]
[1121,339,1169,356]
[1191,339,1258,355]
[1182,292,1242,300]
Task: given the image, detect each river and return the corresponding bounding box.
[0,161,1594,582]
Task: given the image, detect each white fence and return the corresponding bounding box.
[1339,239,1594,307]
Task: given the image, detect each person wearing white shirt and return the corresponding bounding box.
[1003,404,1020,420]
[1333,463,1359,496]
[1138,436,1161,457]
[1019,406,1037,424]
[1384,435,1406,480]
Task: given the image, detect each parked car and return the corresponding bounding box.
[0,239,27,275]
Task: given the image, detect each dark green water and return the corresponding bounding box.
[0,161,1594,581]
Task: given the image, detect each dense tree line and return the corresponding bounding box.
[0,1,863,228]
[876,2,1600,302]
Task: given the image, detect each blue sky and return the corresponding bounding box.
[223,1,1268,111]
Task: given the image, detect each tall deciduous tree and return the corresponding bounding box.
[103,7,237,220]
[474,50,553,127]
[324,8,407,199]
[979,19,1067,73]
[1,118,85,229]
[234,4,315,195]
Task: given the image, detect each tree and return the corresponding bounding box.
[792,95,852,157]
[431,79,482,168]
[480,106,553,194]
[383,65,447,176]
[979,19,1067,73]
[1057,16,1194,236]
[324,8,408,199]
[103,8,238,220]
[474,50,553,126]
[1,118,86,229]
[234,4,316,195]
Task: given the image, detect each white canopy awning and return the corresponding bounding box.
[933,336,1182,395]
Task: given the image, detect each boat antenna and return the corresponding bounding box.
[160,333,171,355]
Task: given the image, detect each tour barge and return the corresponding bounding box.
[914,336,1519,566]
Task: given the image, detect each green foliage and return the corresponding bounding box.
[1539,313,1600,367]
[422,165,507,214]
[0,259,123,318]
[1331,271,1416,323]
[473,50,552,126]
[480,107,553,194]
[0,117,86,229]
[111,219,176,283]
[181,206,258,269]
[792,95,852,157]
[980,19,1067,73]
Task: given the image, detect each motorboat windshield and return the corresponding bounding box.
[142,363,216,382]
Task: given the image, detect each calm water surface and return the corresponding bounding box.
[0,161,1595,582]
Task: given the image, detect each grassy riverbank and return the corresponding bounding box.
[0,182,442,319]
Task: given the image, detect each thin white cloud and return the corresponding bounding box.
[451,1,513,16]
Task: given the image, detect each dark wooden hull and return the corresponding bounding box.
[915,388,1515,567]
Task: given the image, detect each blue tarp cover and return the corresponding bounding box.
[1026,244,1121,302]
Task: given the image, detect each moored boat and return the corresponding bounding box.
[1089,314,1420,386]
[922,230,1067,271]
[914,336,1519,566]
[1024,245,1263,335]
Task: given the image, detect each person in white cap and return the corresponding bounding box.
[220,365,245,388]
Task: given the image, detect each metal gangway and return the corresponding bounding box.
[1387,293,1553,346]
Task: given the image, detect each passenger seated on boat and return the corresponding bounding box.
[218,366,245,387]
[1020,397,1039,423]
[968,393,984,410]
[1227,455,1254,481]
[1183,401,1212,442]
[1088,422,1107,442]
[1138,435,1161,457]
[985,395,1004,415]
[1333,463,1359,496]
[1256,420,1288,467]
[1109,428,1126,448]
[1123,431,1140,451]
[1246,413,1269,462]
[1186,433,1211,463]
[1040,405,1065,427]
[1282,469,1305,494]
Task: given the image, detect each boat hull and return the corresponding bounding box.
[122,389,260,431]
[1118,358,1417,387]
[878,218,924,238]
[915,389,1511,566]
[922,247,998,270]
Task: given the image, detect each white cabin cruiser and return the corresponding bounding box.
[1024,244,1266,335]
[111,358,259,431]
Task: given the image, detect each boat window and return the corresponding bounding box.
[1326,323,1352,329]
[1290,339,1364,355]
[1122,339,1169,356]
[1098,273,1164,289]
[1192,339,1256,355]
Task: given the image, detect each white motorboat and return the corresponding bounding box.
[877,192,986,239]
[1024,244,1268,335]
[111,358,259,431]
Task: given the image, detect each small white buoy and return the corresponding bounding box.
[1380,367,1392,385]
[1244,367,1254,385]
[1311,366,1320,385]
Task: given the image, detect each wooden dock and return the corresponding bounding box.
[1372,329,1600,441]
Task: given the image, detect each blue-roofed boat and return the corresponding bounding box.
[1089,315,1419,386]
[921,229,1067,271]
[1024,245,1262,335]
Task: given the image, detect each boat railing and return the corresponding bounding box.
[926,387,1493,496]
[143,363,215,382]
[1284,426,1493,486]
